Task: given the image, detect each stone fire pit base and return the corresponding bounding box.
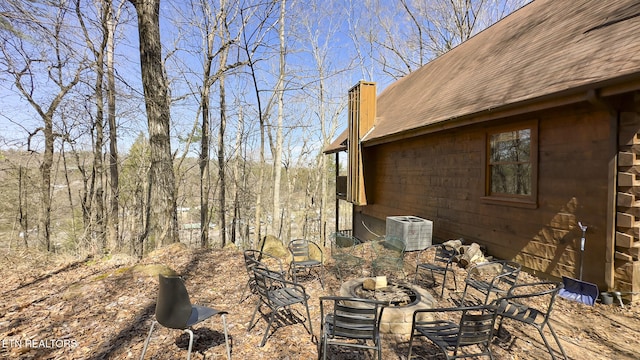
[339,278,436,335]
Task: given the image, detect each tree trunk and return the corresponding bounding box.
[93,45,106,252]
[216,7,232,247]
[218,73,227,247]
[106,0,120,251]
[40,116,54,251]
[272,0,286,240]
[129,0,178,249]
[18,165,29,248]
[231,105,244,245]
[200,52,211,248]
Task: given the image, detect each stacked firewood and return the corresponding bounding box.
[442,238,490,269]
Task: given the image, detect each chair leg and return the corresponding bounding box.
[461,285,470,305]
[239,279,252,303]
[540,324,568,360]
[451,272,458,291]
[547,323,568,360]
[221,314,231,360]
[321,333,327,360]
[184,328,194,360]
[487,344,495,360]
[247,301,262,331]
[259,311,277,347]
[304,301,314,337]
[407,328,415,359]
[140,320,157,360]
[318,267,325,289]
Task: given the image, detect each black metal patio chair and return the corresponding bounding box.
[248,267,314,347]
[140,274,231,360]
[414,244,459,298]
[288,238,325,288]
[240,249,286,303]
[461,260,521,305]
[371,236,406,279]
[407,304,498,360]
[319,296,389,360]
[330,232,365,280]
[493,281,568,360]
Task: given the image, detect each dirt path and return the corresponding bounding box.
[0,245,639,359]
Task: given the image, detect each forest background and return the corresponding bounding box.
[0,0,529,258]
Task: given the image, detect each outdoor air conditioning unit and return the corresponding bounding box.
[385,216,432,251]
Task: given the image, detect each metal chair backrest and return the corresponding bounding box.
[323,297,387,339]
[156,274,193,329]
[408,304,498,359]
[289,239,324,265]
[463,260,522,305]
[457,308,497,348]
[496,260,521,289]
[334,232,359,249]
[433,244,457,265]
[289,239,313,261]
[331,233,361,258]
[494,281,562,326]
[244,249,285,275]
[374,236,405,259]
[251,266,279,301]
[319,296,389,360]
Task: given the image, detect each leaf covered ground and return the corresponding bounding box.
[1,243,639,359]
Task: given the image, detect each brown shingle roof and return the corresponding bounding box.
[324,129,348,154]
[362,0,640,144]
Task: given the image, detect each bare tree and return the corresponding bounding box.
[240,1,279,246]
[0,2,85,251]
[272,0,286,240]
[348,0,528,80]
[293,0,349,244]
[76,0,108,251]
[120,133,151,256]
[128,0,178,250]
[106,1,125,250]
[230,102,245,245]
[173,0,251,248]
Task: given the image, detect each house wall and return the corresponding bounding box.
[354,103,613,287]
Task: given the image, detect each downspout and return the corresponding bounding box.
[587,89,618,291]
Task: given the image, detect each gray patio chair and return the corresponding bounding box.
[414,244,459,298]
[288,238,325,288]
[493,281,567,360]
[248,267,314,347]
[461,260,521,305]
[140,274,230,360]
[240,249,286,303]
[371,236,406,279]
[330,232,365,280]
[408,304,498,360]
[319,296,389,360]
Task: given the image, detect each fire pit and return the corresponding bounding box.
[340,278,436,335]
[351,282,418,307]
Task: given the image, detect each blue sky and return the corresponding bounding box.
[0,0,529,156]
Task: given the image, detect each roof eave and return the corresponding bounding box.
[363,74,640,148]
